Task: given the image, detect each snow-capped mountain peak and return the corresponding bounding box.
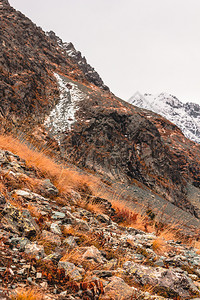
[128,92,200,144]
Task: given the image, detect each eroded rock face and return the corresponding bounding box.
[123,261,200,299]
[47,31,109,91]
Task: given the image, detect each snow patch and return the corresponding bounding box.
[44,73,85,142]
[128,92,200,144]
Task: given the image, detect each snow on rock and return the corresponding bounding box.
[44,73,85,142]
[128,92,200,144]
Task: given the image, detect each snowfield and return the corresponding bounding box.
[128,92,200,144]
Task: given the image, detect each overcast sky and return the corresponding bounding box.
[9,0,200,105]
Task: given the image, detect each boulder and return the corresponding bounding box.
[58,261,83,281]
[102,276,134,300]
[2,203,40,237]
[25,242,45,259]
[41,230,61,246]
[123,261,200,299]
[82,246,106,264]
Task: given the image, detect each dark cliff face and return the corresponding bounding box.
[46,31,109,91]
[1,1,200,221]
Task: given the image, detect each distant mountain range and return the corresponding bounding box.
[128,92,200,144]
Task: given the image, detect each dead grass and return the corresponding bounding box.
[11,288,44,300]
[78,199,105,215]
[27,204,41,218]
[0,134,99,194]
[111,200,138,225]
[152,238,168,255]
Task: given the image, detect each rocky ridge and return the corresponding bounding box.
[46,31,109,91]
[1,148,200,299]
[128,92,200,144]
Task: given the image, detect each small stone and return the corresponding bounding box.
[82,246,106,264]
[52,211,66,220]
[36,272,42,279]
[40,282,48,289]
[50,222,62,235]
[63,236,77,248]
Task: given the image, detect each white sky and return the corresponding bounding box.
[9,0,200,105]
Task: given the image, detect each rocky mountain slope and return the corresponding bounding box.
[1,138,200,299]
[1,0,200,229]
[128,92,200,144]
[1,0,200,298]
[1,0,200,280]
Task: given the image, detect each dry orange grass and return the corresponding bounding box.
[27,204,41,218]
[79,199,105,215]
[152,238,168,255]
[0,134,99,194]
[11,288,44,300]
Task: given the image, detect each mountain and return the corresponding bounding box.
[1,0,200,226]
[128,92,200,144]
[1,0,200,298]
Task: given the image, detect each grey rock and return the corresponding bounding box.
[82,245,106,264]
[58,261,83,280]
[25,242,45,259]
[52,211,66,219]
[42,179,59,196]
[102,276,134,300]
[50,222,62,235]
[63,236,77,248]
[123,261,200,298]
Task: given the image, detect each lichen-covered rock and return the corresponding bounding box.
[58,261,83,281]
[123,261,200,298]
[82,246,106,264]
[25,242,45,258]
[41,179,58,197]
[102,276,134,300]
[41,230,61,246]
[2,203,40,237]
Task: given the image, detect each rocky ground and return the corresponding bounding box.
[0,148,200,300]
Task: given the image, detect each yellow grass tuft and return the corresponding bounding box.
[152,238,168,255]
[11,288,44,300]
[0,134,99,195]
